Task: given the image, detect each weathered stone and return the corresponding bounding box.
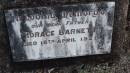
[5,2,115,62]
[0,0,130,73]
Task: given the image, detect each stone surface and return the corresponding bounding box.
[0,0,130,73]
[5,2,115,62]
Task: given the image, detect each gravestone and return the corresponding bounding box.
[5,2,115,62]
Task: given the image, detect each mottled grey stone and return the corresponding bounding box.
[5,2,115,62]
[0,0,130,73]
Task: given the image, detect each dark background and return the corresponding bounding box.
[0,0,130,73]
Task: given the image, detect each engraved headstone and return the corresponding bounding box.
[5,2,115,62]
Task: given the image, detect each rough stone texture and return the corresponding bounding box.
[0,0,130,73]
[5,2,115,62]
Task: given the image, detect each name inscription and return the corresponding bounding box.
[5,2,115,61]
